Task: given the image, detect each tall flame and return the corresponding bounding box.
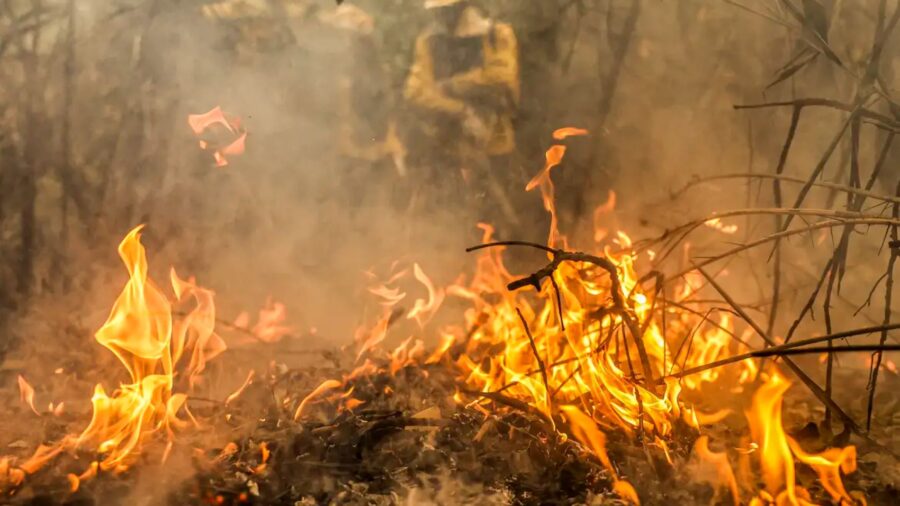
[3,226,225,490]
[747,374,863,505]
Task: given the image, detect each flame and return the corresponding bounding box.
[293,379,343,420]
[188,106,235,135]
[17,375,39,416]
[252,442,270,474]
[693,435,740,505]
[238,298,293,343]
[3,226,224,489]
[747,374,797,500]
[553,127,589,140]
[704,218,739,235]
[188,106,246,167]
[747,374,863,505]
[225,370,256,405]
[406,263,445,327]
[524,128,588,246]
[561,405,638,504]
[593,190,617,243]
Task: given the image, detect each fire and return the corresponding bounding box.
[692,435,740,505]
[704,217,739,235]
[406,263,445,327]
[293,379,343,420]
[2,225,225,491]
[187,105,247,167]
[593,190,617,243]
[234,298,293,343]
[746,374,863,505]
[17,375,39,416]
[525,127,589,246]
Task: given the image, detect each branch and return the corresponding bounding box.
[671,173,900,206]
[467,241,658,392]
[695,265,863,436]
[734,98,898,131]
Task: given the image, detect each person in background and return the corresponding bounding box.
[404,0,520,228]
[201,0,300,59]
[318,3,407,211]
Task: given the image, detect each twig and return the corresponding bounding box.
[780,111,857,233]
[766,106,801,344]
[694,265,863,436]
[734,99,897,131]
[461,389,555,429]
[468,241,658,392]
[666,218,900,282]
[783,259,834,345]
[753,344,900,357]
[866,179,900,431]
[516,307,551,412]
[671,173,900,205]
[661,322,900,382]
[550,274,566,331]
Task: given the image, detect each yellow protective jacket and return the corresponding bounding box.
[404,9,519,156]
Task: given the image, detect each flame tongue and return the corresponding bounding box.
[77,225,183,471]
[747,374,863,505]
[6,225,226,487]
[95,226,173,382]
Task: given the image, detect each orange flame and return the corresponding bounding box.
[704,218,739,235]
[293,379,343,420]
[3,226,225,490]
[693,435,740,505]
[747,374,863,505]
[225,370,256,405]
[188,106,246,167]
[406,263,445,327]
[593,190,617,243]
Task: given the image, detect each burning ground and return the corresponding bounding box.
[0,128,898,506]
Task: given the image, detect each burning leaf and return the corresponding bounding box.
[187,106,235,135]
[187,106,247,167]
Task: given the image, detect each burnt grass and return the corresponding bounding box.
[6,356,897,506]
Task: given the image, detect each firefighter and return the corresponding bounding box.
[404,0,520,224]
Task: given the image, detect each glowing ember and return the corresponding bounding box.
[704,217,739,234]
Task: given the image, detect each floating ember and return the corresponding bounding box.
[187,106,247,167]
